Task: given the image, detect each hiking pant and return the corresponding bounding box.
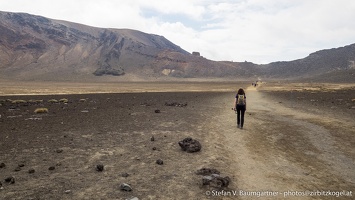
[236,105,246,127]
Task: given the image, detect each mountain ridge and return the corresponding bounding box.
[0,11,354,82]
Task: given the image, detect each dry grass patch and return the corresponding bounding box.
[59,98,69,103]
[34,108,49,114]
[48,99,58,103]
[11,100,27,104]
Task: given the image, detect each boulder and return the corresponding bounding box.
[0,163,5,168]
[120,183,132,191]
[156,159,164,165]
[178,137,201,153]
[202,174,230,188]
[96,164,104,172]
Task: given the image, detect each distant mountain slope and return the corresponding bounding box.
[0,11,354,82]
[0,11,189,80]
[262,44,355,81]
[0,11,258,81]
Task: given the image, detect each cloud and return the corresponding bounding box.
[2,0,355,64]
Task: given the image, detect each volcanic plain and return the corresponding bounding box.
[0,81,354,200]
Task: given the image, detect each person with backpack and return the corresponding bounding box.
[234,88,246,129]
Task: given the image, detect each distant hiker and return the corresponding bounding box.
[234,88,246,129]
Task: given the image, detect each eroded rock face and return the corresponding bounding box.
[178,137,201,153]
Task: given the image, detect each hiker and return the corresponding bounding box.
[234,88,246,129]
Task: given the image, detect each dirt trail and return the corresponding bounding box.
[205,86,354,199]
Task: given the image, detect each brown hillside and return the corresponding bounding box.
[0,11,354,82]
[0,11,254,81]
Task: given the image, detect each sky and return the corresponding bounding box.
[1,0,355,64]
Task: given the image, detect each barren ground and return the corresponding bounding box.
[0,81,354,200]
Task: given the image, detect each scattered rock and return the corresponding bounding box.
[0,163,5,168]
[96,164,104,172]
[64,190,71,194]
[152,147,157,151]
[202,174,230,188]
[120,183,132,191]
[154,109,160,113]
[156,159,164,165]
[14,166,21,172]
[56,149,63,153]
[121,172,130,177]
[151,136,155,141]
[165,102,188,107]
[196,168,220,176]
[140,102,151,106]
[18,163,25,167]
[4,176,15,184]
[48,166,55,170]
[178,137,202,153]
[28,169,35,174]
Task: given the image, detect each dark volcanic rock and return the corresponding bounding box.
[120,183,132,191]
[96,164,104,172]
[154,109,161,113]
[165,102,188,107]
[196,168,220,176]
[48,166,55,170]
[14,166,21,172]
[178,137,201,153]
[0,163,5,168]
[56,149,63,153]
[202,174,230,188]
[28,169,35,174]
[156,159,164,165]
[5,176,15,184]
